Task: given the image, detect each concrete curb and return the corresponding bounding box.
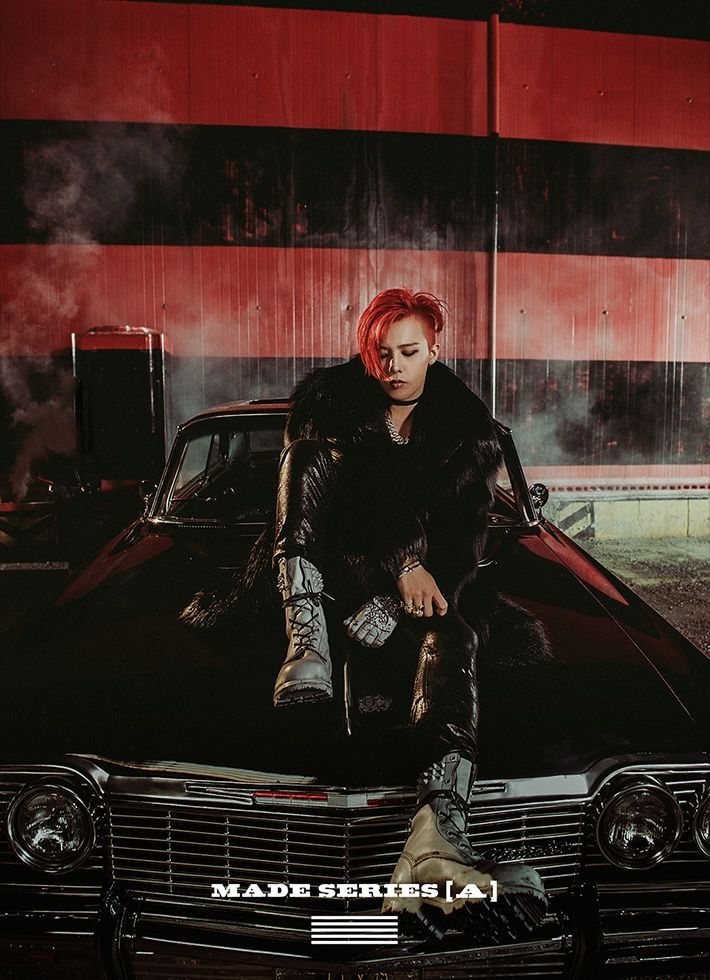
[545,494,710,540]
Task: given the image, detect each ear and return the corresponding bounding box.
[428,343,440,364]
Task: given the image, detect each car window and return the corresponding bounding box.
[154,413,534,527]
[172,432,216,496]
[156,416,285,522]
[485,456,519,525]
[248,426,286,452]
[496,458,512,491]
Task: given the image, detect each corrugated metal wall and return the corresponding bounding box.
[0,0,708,494]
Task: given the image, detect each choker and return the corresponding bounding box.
[388,395,421,406]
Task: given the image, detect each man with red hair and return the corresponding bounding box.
[268,287,548,938]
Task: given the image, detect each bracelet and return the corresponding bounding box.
[374,595,403,616]
[397,560,421,579]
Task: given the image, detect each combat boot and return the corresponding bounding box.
[273,556,333,706]
[383,752,548,941]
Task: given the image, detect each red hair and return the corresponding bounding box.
[356,288,447,380]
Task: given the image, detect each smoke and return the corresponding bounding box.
[1,361,76,500]
[0,244,98,501]
[521,384,593,466]
[24,124,182,245]
[2,123,185,500]
[165,330,333,449]
[496,363,595,466]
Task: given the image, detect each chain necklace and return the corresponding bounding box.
[385,410,409,445]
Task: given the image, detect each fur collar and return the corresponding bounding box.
[287,356,495,466]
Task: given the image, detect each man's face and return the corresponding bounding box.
[376,315,439,402]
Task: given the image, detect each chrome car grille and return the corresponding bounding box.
[109,801,410,902]
[4,761,709,978]
[108,792,584,921]
[466,798,583,893]
[0,780,26,875]
[108,764,710,946]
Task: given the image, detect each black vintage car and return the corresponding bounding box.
[1,401,709,979]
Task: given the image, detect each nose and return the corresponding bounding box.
[388,353,402,375]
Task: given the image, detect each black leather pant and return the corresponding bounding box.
[273,438,479,773]
[273,438,340,568]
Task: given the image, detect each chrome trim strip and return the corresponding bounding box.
[598,881,710,893]
[0,884,102,895]
[130,918,569,968]
[604,927,710,944]
[65,753,710,804]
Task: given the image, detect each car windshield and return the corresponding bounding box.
[154,415,285,523]
[153,413,532,526]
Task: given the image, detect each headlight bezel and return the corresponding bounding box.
[6,780,97,874]
[693,788,710,858]
[596,773,683,870]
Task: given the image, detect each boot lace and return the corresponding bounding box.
[283,592,324,656]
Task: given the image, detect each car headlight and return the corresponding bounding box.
[596,775,682,869]
[693,789,710,858]
[6,782,96,873]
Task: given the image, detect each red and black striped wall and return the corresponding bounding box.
[1,0,708,485]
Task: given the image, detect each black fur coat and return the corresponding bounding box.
[182,357,550,667]
[281,356,502,608]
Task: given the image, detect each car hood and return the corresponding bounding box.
[2,520,708,784]
[476,525,709,777]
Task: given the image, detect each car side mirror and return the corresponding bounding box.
[528,483,549,515]
[139,481,157,514]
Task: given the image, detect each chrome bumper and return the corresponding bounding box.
[3,885,710,978]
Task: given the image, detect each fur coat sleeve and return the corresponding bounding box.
[407,365,503,606]
[424,421,502,606]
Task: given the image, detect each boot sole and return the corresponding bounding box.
[273,679,333,707]
[461,891,548,942]
[399,887,547,944]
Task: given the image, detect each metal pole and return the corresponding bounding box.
[487,10,500,418]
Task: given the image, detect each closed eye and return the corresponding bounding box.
[379,348,419,358]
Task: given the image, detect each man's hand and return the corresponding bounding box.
[397,565,448,617]
[344,595,401,648]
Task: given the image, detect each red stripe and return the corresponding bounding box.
[500,25,710,151]
[0,245,488,358]
[1,245,707,362]
[2,2,707,149]
[0,1,487,135]
[496,253,709,364]
[525,465,709,487]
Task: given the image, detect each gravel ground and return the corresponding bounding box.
[578,536,710,655]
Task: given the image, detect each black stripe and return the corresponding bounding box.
[4,356,705,471]
[2,121,708,258]
[169,356,710,467]
[111,0,710,42]
[498,138,710,259]
[0,121,491,251]
[492,358,710,467]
